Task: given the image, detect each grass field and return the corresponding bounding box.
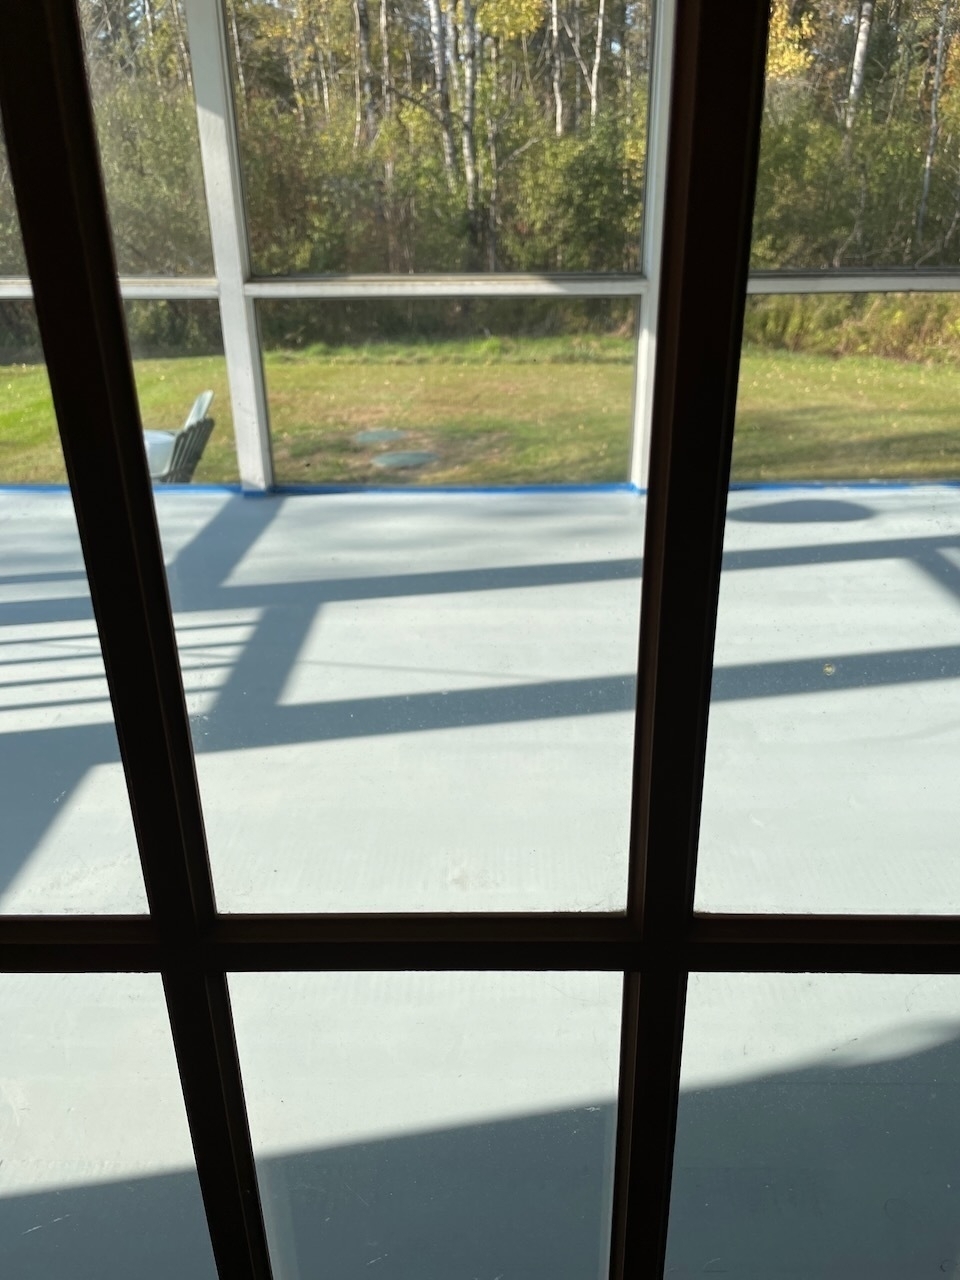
[2,337,960,485]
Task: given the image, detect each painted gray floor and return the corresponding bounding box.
[2,485,960,1278]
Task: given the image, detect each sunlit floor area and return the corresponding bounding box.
[0,487,644,915]
[2,484,960,1279]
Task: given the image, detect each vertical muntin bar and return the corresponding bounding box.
[611,1,771,1276]
[0,4,273,1276]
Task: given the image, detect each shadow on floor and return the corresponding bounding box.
[2,492,960,901]
[726,497,875,523]
[7,1025,960,1278]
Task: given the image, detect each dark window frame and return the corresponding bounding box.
[4,3,950,1279]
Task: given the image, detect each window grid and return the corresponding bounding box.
[6,3,957,1280]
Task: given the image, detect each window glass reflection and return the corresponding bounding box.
[231,971,622,1280]
[669,973,960,1277]
[698,292,960,913]
[0,973,218,1280]
[80,0,213,275]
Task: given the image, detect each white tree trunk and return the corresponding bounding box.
[486,40,499,270]
[317,58,331,119]
[589,0,605,126]
[426,0,457,179]
[551,0,563,136]
[169,0,192,88]
[458,0,479,244]
[845,1,874,130]
[380,0,392,115]
[227,0,246,122]
[354,0,376,139]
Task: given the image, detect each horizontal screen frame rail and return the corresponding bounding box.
[9,270,960,303]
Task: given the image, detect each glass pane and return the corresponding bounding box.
[263,298,637,485]
[124,300,238,485]
[0,972,217,1280]
[697,292,960,913]
[0,145,145,911]
[80,0,213,275]
[231,0,653,274]
[0,119,26,274]
[0,483,147,913]
[754,1,960,271]
[0,300,236,486]
[737,293,960,482]
[230,972,621,1280]
[0,303,64,483]
[668,973,960,1278]
[151,476,641,911]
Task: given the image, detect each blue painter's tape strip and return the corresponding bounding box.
[729,479,960,492]
[0,482,244,495]
[6,478,960,497]
[0,483,73,493]
[269,481,640,496]
[153,483,244,493]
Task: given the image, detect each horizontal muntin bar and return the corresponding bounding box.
[6,912,960,972]
[0,275,220,300]
[686,912,960,973]
[690,912,960,946]
[748,270,960,295]
[0,913,636,972]
[244,273,647,299]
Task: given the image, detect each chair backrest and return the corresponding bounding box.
[183,389,214,428]
[160,416,215,484]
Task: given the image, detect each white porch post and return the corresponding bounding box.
[183,0,273,491]
[629,0,677,490]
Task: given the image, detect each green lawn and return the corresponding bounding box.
[2,339,960,485]
[733,347,960,481]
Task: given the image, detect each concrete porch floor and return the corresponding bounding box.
[2,484,960,1279]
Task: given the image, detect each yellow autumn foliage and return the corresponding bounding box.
[766,0,813,82]
[476,0,543,41]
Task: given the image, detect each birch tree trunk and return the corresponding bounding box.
[845,1,874,130]
[457,0,479,249]
[169,0,193,88]
[589,0,605,127]
[573,0,582,127]
[623,15,632,128]
[228,0,247,123]
[446,8,460,110]
[916,0,950,250]
[287,51,307,128]
[426,0,457,180]
[354,0,377,139]
[354,64,363,145]
[486,39,500,270]
[379,0,396,269]
[142,0,162,88]
[551,0,564,136]
[380,0,392,115]
[316,58,331,119]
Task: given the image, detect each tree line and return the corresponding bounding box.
[3,0,960,357]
